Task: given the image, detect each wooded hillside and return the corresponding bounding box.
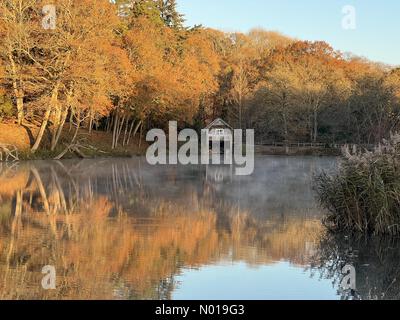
[1,0,399,154]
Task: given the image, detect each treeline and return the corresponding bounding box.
[1,0,400,153]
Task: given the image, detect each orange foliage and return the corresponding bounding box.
[0,163,323,299]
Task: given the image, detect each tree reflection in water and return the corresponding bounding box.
[0,157,330,300]
[311,233,400,300]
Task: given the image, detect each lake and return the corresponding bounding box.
[0,156,399,300]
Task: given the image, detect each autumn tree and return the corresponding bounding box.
[251,63,304,142]
[123,10,219,133]
[0,0,41,125]
[4,0,132,152]
[1,0,399,153]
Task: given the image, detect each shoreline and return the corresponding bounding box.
[255,145,341,157]
[1,123,342,161]
[0,122,147,161]
[7,148,339,163]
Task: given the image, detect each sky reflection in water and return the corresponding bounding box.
[1,156,398,300]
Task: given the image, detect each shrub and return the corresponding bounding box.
[315,134,400,236]
[0,95,13,120]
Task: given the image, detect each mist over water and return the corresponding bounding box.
[0,156,398,300]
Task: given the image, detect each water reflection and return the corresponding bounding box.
[0,156,358,300]
[311,234,400,300]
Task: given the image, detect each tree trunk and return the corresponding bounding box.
[54,112,81,160]
[51,107,69,151]
[71,112,81,143]
[16,96,24,125]
[32,84,59,153]
[31,106,52,153]
[133,120,142,137]
[117,115,126,138]
[122,118,130,146]
[282,112,288,142]
[9,52,24,125]
[126,120,136,146]
[69,111,74,132]
[112,112,119,149]
[313,109,318,143]
[112,113,126,149]
[88,108,94,134]
[138,122,144,148]
[50,105,62,151]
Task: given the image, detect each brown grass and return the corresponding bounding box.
[0,122,146,159]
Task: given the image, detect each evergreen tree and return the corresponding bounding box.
[131,0,164,25]
[115,0,185,29]
[159,0,185,29]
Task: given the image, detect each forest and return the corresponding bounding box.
[1,0,400,154]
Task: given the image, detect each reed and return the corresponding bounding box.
[315,134,400,236]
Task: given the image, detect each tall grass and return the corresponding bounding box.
[315,134,400,236]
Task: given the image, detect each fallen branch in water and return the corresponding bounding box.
[54,140,108,160]
[54,140,88,160]
[79,144,109,154]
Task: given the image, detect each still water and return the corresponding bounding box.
[0,156,399,300]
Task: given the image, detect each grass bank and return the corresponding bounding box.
[315,134,400,236]
[255,145,341,156]
[0,122,146,161]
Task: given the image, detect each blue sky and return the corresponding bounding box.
[177,0,400,66]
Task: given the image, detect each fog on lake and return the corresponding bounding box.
[0,156,399,300]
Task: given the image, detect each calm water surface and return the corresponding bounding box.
[0,156,399,300]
